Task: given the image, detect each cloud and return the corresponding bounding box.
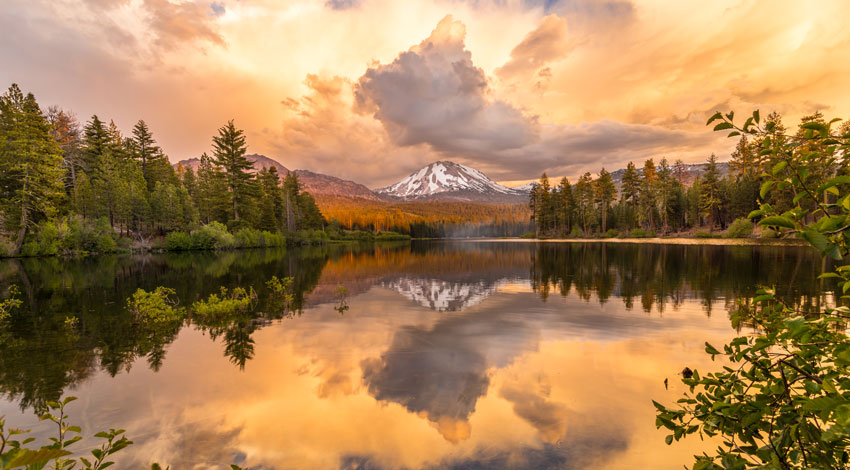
[325,0,360,10]
[495,14,573,81]
[144,0,225,50]
[355,15,539,155]
[5,0,850,188]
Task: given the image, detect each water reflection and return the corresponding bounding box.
[0,241,836,469]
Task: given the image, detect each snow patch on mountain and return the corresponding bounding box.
[376,161,526,201]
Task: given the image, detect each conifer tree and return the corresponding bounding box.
[258,167,283,231]
[282,171,302,232]
[130,120,161,189]
[575,173,594,235]
[620,161,640,229]
[594,168,616,233]
[699,154,723,230]
[0,84,66,254]
[639,159,657,230]
[211,120,252,221]
[46,106,82,197]
[82,115,109,179]
[558,177,574,234]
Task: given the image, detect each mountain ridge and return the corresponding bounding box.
[375,161,528,204]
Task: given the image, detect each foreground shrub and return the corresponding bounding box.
[655,109,850,469]
[0,285,21,323]
[266,275,295,312]
[127,287,184,326]
[0,397,132,470]
[192,286,256,317]
[725,217,754,238]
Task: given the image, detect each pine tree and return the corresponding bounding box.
[195,153,230,224]
[699,154,723,230]
[130,120,161,189]
[594,168,616,233]
[639,159,657,230]
[82,115,109,179]
[620,161,640,229]
[537,173,552,234]
[558,177,573,235]
[0,84,66,254]
[656,158,674,234]
[211,120,253,221]
[46,106,82,197]
[258,167,283,231]
[282,171,302,232]
[575,172,594,235]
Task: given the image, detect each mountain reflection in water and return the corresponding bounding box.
[0,241,836,469]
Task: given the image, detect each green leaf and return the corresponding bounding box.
[706,112,723,126]
[705,342,720,356]
[772,161,788,175]
[753,109,760,124]
[713,122,734,131]
[801,229,829,253]
[758,216,795,229]
[4,448,72,468]
[747,209,763,219]
[817,175,850,193]
[760,181,775,199]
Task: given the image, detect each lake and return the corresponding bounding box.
[0,241,833,469]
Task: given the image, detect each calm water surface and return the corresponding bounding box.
[0,241,834,469]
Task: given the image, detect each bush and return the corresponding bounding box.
[725,217,754,238]
[570,226,584,238]
[192,286,256,317]
[191,222,234,249]
[261,231,286,247]
[234,227,263,248]
[127,287,184,326]
[694,230,722,239]
[374,231,411,241]
[602,228,619,239]
[165,231,193,251]
[628,228,656,238]
[519,232,536,239]
[293,229,329,245]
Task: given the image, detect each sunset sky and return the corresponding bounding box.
[3,0,849,187]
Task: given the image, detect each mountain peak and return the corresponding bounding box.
[376,161,527,203]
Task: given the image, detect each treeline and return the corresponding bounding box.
[0,83,324,256]
[529,111,849,238]
[317,195,532,238]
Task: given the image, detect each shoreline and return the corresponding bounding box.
[443,237,810,247]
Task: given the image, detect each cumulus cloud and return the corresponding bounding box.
[355,16,539,155]
[4,0,850,187]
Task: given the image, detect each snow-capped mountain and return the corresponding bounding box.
[383,277,505,312]
[376,161,527,203]
[511,182,537,192]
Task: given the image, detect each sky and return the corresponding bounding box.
[2,0,850,188]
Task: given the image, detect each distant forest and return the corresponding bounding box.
[528,111,850,238]
[0,83,530,257]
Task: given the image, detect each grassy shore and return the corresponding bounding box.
[451,237,809,247]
